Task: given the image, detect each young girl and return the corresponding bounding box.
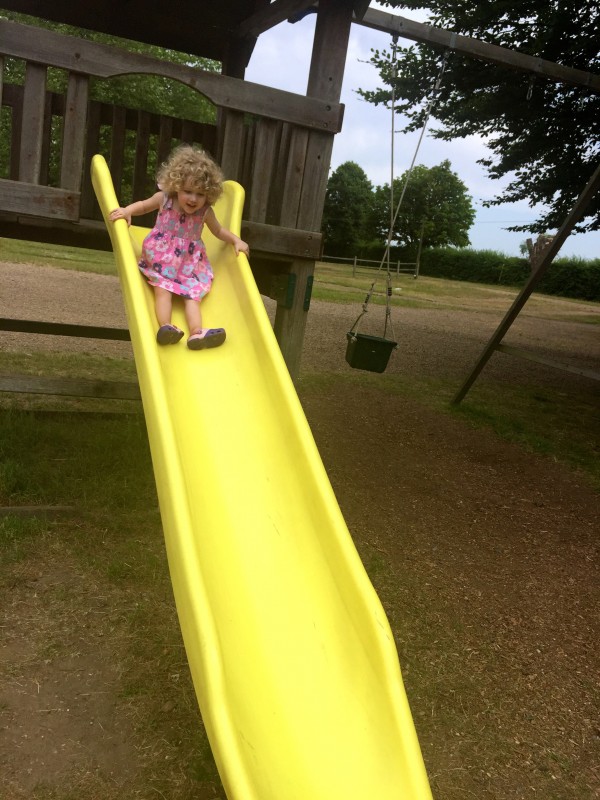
[109,144,249,350]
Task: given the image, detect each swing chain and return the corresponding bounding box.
[347,42,451,356]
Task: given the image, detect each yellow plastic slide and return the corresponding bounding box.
[91,154,432,800]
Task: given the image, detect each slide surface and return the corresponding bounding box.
[92,154,432,800]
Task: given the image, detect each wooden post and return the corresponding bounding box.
[61,73,89,191]
[19,62,47,183]
[274,0,354,379]
[273,259,315,380]
[415,220,425,278]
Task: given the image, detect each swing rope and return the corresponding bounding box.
[349,44,451,342]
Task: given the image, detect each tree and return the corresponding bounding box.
[368,160,475,254]
[360,1,600,234]
[321,161,373,256]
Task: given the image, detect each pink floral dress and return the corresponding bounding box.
[138,195,213,300]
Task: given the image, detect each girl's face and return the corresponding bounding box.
[176,182,207,215]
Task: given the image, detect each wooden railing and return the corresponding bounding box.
[0,19,343,257]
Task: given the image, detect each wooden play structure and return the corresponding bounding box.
[0,0,369,388]
[0,1,598,395]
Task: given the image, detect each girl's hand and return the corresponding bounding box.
[109,207,132,225]
[234,238,250,257]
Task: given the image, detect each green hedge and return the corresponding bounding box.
[418,248,600,302]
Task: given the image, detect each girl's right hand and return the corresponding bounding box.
[109,207,132,225]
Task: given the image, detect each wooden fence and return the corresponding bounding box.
[0,19,343,257]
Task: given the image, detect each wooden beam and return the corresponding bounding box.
[0,374,140,400]
[452,160,600,404]
[308,0,353,101]
[0,179,80,220]
[241,220,322,259]
[60,73,89,191]
[237,0,317,37]
[359,8,600,92]
[0,318,130,341]
[19,62,46,182]
[352,0,371,21]
[0,20,343,132]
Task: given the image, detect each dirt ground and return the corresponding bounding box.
[0,262,599,799]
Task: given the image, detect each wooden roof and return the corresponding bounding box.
[0,0,271,61]
[0,1,371,64]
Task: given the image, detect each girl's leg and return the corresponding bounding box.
[154,287,183,344]
[184,298,226,350]
[184,298,203,334]
[154,287,174,327]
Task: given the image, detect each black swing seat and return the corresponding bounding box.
[345,332,397,373]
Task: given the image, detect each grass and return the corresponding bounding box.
[0,237,116,275]
[298,367,600,490]
[0,409,223,799]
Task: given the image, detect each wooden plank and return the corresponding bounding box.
[353,0,371,20]
[248,117,279,223]
[308,0,353,102]
[109,105,127,198]
[38,89,52,186]
[0,179,79,220]
[272,257,315,381]
[360,9,600,92]
[8,86,21,180]
[0,373,141,400]
[279,126,310,228]
[240,120,255,196]
[80,99,101,219]
[61,72,89,190]
[157,114,173,171]
[295,130,334,230]
[267,122,291,225]
[181,118,196,144]
[241,220,322,259]
[0,215,111,250]
[19,62,47,182]
[219,110,246,179]
[0,20,344,131]
[295,1,351,233]
[236,0,317,37]
[0,318,131,341]
[198,121,217,154]
[133,110,151,200]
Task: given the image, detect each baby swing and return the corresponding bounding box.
[345,41,450,374]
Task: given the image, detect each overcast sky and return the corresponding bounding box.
[245,5,600,259]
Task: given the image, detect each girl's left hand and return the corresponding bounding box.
[235,238,250,257]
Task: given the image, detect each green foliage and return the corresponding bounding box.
[322,162,373,256]
[419,247,528,284]
[323,159,475,258]
[368,160,475,253]
[361,0,600,234]
[538,257,600,300]
[419,247,600,300]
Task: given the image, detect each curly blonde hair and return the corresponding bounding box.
[156,144,223,205]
